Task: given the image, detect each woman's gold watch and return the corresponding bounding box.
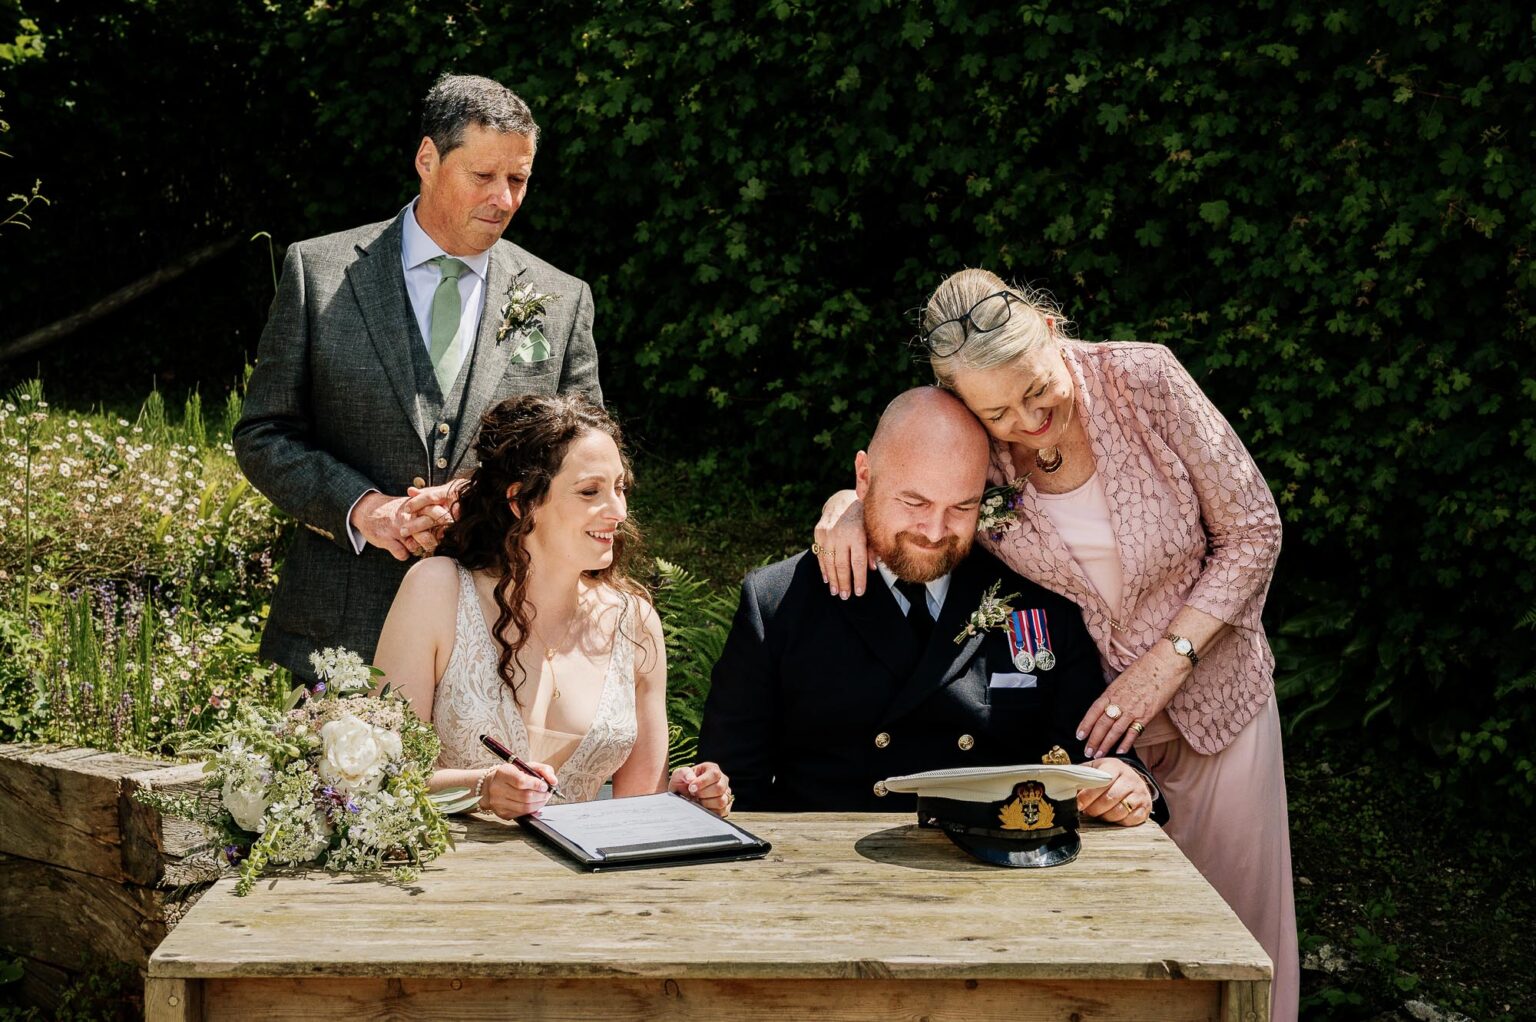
[1164,633,1199,667]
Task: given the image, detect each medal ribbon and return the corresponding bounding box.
[1007,611,1035,660]
[1028,608,1053,661]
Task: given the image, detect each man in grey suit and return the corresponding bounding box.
[234,74,601,678]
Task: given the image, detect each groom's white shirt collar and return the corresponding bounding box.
[875,562,950,620]
[397,199,490,375]
[401,200,492,278]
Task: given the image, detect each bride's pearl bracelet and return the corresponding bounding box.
[473,766,497,807]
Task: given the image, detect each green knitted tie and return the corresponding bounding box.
[428,256,469,393]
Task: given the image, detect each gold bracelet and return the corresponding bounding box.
[473,766,497,807]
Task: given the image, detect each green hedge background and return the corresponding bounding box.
[4,0,1535,804]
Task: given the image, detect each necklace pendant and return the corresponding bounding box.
[545,648,557,660]
[1035,446,1064,474]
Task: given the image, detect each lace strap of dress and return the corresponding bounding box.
[453,562,484,643]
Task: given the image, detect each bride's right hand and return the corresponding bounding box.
[480,761,556,819]
[813,489,870,599]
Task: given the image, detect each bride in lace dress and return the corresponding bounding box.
[373,394,732,819]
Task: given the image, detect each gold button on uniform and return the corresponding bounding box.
[957,734,975,751]
[412,476,426,488]
[437,422,451,436]
[874,732,890,749]
[435,457,448,469]
[872,781,889,798]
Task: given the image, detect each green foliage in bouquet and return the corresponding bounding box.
[137,648,477,896]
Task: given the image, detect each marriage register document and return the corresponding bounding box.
[518,792,771,870]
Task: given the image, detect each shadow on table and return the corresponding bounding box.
[854,823,1001,873]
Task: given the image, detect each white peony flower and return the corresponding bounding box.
[318,714,402,794]
[221,777,271,832]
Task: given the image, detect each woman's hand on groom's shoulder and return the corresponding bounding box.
[813,490,868,599]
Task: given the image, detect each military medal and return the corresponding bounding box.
[1027,608,1057,671]
[1006,611,1035,672]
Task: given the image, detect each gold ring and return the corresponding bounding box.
[1120,798,1137,814]
[1104,704,1123,721]
[724,792,735,808]
[1129,721,1145,735]
[811,541,823,555]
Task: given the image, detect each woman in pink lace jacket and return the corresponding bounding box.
[815,268,1297,1021]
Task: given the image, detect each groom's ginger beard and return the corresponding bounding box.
[864,480,973,584]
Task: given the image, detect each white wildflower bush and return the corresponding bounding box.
[0,379,290,752]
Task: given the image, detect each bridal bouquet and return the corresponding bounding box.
[139,648,477,895]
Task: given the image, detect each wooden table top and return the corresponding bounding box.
[148,812,1269,984]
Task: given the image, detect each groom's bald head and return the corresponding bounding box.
[855,388,989,582]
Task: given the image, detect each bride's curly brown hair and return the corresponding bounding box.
[436,394,647,700]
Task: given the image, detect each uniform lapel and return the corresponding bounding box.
[835,580,919,682]
[344,215,427,447]
[879,555,990,725]
[449,241,530,474]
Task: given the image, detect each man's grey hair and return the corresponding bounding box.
[421,74,540,157]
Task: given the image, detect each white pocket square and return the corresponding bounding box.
[989,672,1038,689]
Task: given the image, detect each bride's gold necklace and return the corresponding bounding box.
[527,598,584,702]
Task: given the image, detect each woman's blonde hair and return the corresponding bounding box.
[921,268,1074,388]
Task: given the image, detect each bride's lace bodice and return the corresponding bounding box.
[432,564,638,803]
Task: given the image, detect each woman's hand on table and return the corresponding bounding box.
[1078,758,1154,827]
[670,762,734,817]
[479,760,558,819]
[813,489,869,599]
[1078,646,1188,758]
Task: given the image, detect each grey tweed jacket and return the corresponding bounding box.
[233,211,601,675]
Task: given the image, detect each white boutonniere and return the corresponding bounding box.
[496,272,558,362]
[977,480,1027,541]
[954,580,1020,645]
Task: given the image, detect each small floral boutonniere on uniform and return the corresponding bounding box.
[977,479,1027,541]
[954,580,1020,644]
[496,272,558,363]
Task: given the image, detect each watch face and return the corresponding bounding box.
[1173,637,1193,656]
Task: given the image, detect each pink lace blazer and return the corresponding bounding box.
[983,342,1282,755]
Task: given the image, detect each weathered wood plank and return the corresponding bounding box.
[0,743,208,885]
[198,976,1221,1022]
[145,977,203,1022]
[0,743,154,880]
[121,762,220,887]
[1222,977,1271,1022]
[152,814,1270,987]
[1,952,73,1014]
[0,852,172,968]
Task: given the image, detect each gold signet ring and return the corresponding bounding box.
[1104,704,1123,720]
[811,541,823,555]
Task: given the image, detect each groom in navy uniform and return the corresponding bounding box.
[699,388,1160,820]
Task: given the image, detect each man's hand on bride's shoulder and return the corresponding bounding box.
[813,489,868,599]
[395,480,465,553]
[669,762,734,818]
